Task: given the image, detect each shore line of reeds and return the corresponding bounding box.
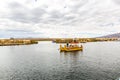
[0,38,38,46]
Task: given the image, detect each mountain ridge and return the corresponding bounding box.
[98,33,120,38]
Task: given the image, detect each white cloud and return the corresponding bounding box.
[0,0,120,38]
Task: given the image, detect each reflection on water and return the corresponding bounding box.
[60,51,83,63]
[0,41,120,80]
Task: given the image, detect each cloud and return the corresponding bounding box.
[112,0,120,5]
[7,2,47,23]
[0,0,120,38]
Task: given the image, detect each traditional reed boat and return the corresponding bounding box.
[59,43,83,52]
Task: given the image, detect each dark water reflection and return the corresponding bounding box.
[0,41,120,80]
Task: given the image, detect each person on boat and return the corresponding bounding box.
[81,45,83,48]
[66,42,69,47]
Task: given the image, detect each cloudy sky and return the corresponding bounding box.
[0,0,120,38]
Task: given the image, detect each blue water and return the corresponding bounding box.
[0,41,120,80]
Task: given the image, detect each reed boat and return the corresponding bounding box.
[60,44,83,52]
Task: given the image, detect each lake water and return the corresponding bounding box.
[0,41,120,80]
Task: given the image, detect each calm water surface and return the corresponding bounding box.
[0,41,120,80]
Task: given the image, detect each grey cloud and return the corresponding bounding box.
[64,16,75,21]
[112,0,120,5]
[8,2,24,8]
[58,0,97,26]
[32,8,46,16]
[70,0,89,12]
[7,2,72,25]
[99,23,114,27]
[6,0,91,26]
[5,0,120,29]
[38,10,65,24]
[49,10,65,19]
[7,2,47,23]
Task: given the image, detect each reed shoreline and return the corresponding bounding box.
[0,38,118,46]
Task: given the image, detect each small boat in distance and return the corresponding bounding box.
[59,43,83,52]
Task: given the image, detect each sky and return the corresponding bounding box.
[0,0,120,38]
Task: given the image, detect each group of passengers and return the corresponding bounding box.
[66,43,79,48]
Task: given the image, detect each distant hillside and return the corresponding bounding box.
[98,33,120,38]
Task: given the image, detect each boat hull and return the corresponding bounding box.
[60,45,83,52]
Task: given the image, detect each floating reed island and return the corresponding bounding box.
[52,38,118,43]
[0,38,38,46]
[0,38,118,46]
